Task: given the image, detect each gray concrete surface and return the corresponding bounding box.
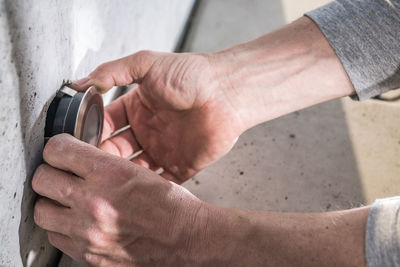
[182,0,400,214]
[2,0,399,266]
[0,1,193,266]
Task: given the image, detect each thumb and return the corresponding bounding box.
[70,50,158,93]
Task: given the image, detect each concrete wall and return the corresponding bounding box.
[0,0,194,266]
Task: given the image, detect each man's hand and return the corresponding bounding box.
[70,17,354,184]
[71,52,245,183]
[32,135,369,267]
[32,134,217,266]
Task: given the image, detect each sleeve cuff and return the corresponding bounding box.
[305,1,400,101]
[366,196,400,267]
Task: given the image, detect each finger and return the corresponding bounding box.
[102,94,130,141]
[160,170,182,184]
[32,164,81,207]
[34,198,73,235]
[130,151,159,171]
[43,134,111,178]
[68,77,92,91]
[70,50,158,93]
[48,231,80,262]
[100,128,141,158]
[129,152,178,183]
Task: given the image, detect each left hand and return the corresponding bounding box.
[70,51,245,184]
[32,134,212,266]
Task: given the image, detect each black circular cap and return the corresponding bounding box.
[45,86,104,147]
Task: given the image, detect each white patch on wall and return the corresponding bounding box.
[72,0,105,75]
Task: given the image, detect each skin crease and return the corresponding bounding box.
[33,17,369,266]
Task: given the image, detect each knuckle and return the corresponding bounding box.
[90,64,111,84]
[136,49,151,57]
[90,199,106,219]
[73,146,98,177]
[93,62,109,74]
[86,228,106,247]
[59,179,74,199]
[134,50,155,63]
[81,251,91,263]
[81,248,106,266]
[89,64,110,90]
[87,198,118,226]
[32,164,47,191]
[82,251,98,266]
[33,200,45,226]
[44,135,60,154]
[44,134,70,159]
[42,141,54,161]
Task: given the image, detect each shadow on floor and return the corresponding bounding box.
[186,100,364,212]
[182,0,364,212]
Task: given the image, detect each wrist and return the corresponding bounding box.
[230,208,369,267]
[186,203,254,266]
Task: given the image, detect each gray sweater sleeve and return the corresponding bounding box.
[366,197,400,267]
[305,0,400,100]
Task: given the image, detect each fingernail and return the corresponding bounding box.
[73,77,90,86]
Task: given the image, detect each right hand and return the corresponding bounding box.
[71,51,245,183]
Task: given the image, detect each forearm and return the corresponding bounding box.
[198,204,369,266]
[210,16,354,131]
[198,15,366,266]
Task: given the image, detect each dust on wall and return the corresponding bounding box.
[0,0,194,266]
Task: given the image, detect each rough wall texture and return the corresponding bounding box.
[0,0,194,266]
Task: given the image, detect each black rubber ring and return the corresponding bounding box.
[53,96,73,136]
[64,93,84,136]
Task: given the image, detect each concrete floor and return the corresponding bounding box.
[61,0,400,265]
[182,0,400,212]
